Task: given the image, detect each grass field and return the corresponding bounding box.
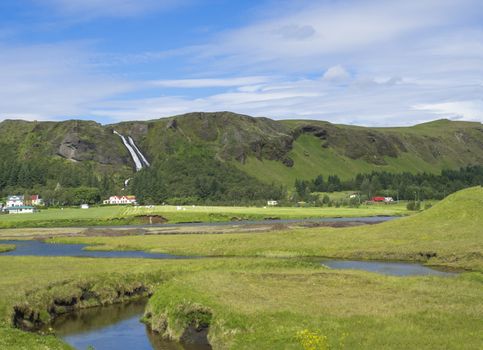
[51,188,482,272]
[0,257,481,349]
[146,265,483,349]
[0,188,481,349]
[0,202,411,229]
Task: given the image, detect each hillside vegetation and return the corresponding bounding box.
[2,112,483,204]
[1,113,483,186]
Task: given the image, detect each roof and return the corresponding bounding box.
[109,195,136,200]
[5,206,34,210]
[7,195,24,200]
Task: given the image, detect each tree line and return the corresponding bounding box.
[131,152,285,205]
[2,145,483,206]
[293,165,483,201]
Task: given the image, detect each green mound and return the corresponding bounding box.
[0,245,15,253]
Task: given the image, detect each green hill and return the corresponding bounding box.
[1,112,483,197]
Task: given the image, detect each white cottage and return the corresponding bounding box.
[6,195,24,207]
[103,195,137,205]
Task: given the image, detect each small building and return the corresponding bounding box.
[26,195,43,206]
[371,196,386,202]
[103,195,137,205]
[384,197,394,203]
[80,204,89,209]
[6,195,24,208]
[267,200,278,206]
[5,205,35,214]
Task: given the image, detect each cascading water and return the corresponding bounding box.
[128,136,150,167]
[113,131,146,171]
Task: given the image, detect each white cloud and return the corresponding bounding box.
[322,65,351,82]
[149,76,272,88]
[2,0,483,126]
[414,101,483,121]
[197,0,482,73]
[0,42,134,120]
[273,24,316,40]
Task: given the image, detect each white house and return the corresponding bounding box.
[384,197,394,203]
[267,200,278,206]
[5,206,35,214]
[6,195,24,207]
[80,204,89,209]
[103,195,137,205]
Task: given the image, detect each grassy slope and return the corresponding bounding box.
[0,204,410,229]
[52,187,483,271]
[236,134,445,185]
[234,134,374,184]
[238,119,483,185]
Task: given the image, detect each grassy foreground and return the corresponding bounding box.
[146,266,483,349]
[0,256,482,350]
[0,203,410,229]
[0,188,481,349]
[53,187,483,272]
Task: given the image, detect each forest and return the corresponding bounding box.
[1,142,483,206]
[294,165,483,202]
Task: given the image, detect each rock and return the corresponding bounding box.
[166,119,177,130]
[57,134,96,161]
[282,157,294,167]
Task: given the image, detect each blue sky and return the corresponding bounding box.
[1,0,482,125]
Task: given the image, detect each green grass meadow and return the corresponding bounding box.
[0,202,410,229]
[0,187,481,349]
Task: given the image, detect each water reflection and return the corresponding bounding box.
[50,299,210,350]
[321,259,457,276]
[0,240,186,259]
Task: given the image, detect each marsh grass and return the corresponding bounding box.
[0,244,15,253]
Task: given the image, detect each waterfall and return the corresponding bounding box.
[113,131,143,171]
[128,136,150,167]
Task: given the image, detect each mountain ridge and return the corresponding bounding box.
[1,112,483,191]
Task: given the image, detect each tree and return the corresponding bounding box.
[312,175,325,192]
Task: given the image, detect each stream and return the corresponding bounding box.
[0,237,458,350]
[49,299,210,350]
[0,239,186,259]
[0,239,457,276]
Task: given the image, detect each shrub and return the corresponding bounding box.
[406,201,416,211]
